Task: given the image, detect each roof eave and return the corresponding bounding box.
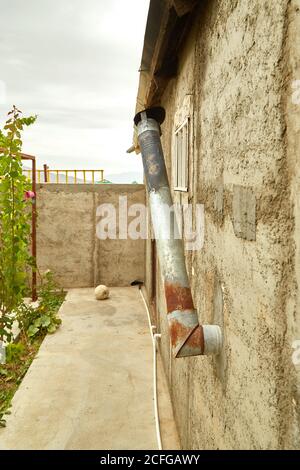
[135,0,199,113]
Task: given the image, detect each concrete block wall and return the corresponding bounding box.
[36,184,145,288]
[145,0,300,449]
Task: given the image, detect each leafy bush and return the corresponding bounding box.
[5,343,25,363]
[0,106,37,341]
[16,271,64,340]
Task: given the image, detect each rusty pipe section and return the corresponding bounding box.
[134,107,222,358]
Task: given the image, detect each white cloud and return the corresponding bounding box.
[0,80,6,104]
[0,0,149,177]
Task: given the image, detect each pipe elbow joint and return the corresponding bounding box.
[175,324,222,358]
[202,325,223,355]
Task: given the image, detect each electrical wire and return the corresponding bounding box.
[139,287,162,451]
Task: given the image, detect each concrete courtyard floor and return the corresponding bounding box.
[0,287,179,450]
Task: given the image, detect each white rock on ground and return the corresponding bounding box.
[95,285,109,300]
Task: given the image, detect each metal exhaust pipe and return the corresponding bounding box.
[134,107,222,358]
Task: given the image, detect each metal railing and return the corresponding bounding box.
[24,169,104,184]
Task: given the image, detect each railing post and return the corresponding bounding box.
[43,164,48,183]
[31,158,37,301]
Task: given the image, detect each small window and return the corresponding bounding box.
[174,118,189,192]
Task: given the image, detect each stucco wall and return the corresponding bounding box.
[36,184,145,288]
[146,0,300,449]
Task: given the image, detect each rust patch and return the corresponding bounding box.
[146,153,160,176]
[169,318,190,348]
[169,320,204,356]
[164,282,194,312]
[184,325,204,354]
[164,267,203,356]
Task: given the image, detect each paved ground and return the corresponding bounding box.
[0,287,179,450]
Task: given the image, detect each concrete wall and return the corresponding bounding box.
[36,184,145,288]
[145,0,300,449]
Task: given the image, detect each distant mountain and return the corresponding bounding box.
[22,166,84,183]
[43,172,84,183]
[105,172,143,184]
[22,166,143,184]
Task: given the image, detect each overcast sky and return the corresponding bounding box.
[0,0,149,176]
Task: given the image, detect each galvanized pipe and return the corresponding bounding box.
[134,107,222,358]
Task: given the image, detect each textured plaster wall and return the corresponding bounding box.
[36,184,145,288]
[146,0,300,449]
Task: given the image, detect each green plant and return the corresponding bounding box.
[0,332,42,427]
[16,271,64,340]
[0,106,37,341]
[5,343,25,363]
[39,270,65,314]
[0,272,64,427]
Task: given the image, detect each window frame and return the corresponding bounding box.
[173,117,189,192]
